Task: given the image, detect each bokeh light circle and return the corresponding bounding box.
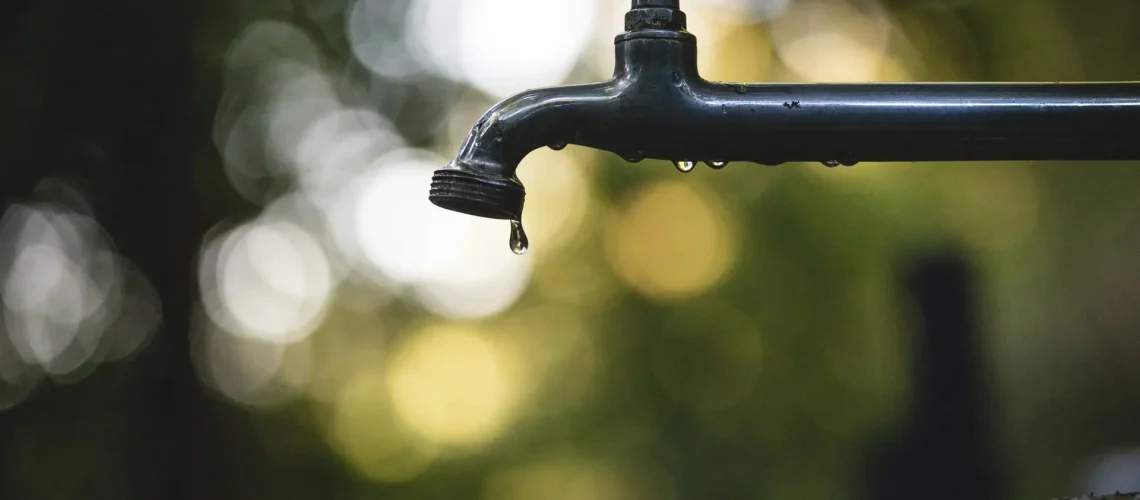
[408,0,598,98]
[200,219,333,345]
[605,180,738,301]
[386,323,519,446]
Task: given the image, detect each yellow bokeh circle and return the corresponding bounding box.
[386,323,520,446]
[604,180,737,301]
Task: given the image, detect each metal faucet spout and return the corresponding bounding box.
[428,81,622,221]
[430,0,1140,227]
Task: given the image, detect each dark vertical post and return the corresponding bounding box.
[863,249,1007,500]
[0,0,209,497]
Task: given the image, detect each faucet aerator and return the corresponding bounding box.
[429,167,526,221]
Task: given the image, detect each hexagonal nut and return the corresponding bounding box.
[625,7,687,31]
[632,0,679,7]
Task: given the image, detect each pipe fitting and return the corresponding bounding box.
[625,7,686,32]
[429,167,525,221]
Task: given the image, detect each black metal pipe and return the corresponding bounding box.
[430,4,1140,222]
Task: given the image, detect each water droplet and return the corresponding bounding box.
[672,71,683,86]
[840,160,859,167]
[624,155,644,163]
[705,161,728,169]
[674,160,695,173]
[821,160,841,168]
[734,85,748,94]
[549,140,567,151]
[510,220,529,255]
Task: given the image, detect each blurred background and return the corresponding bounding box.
[2,0,1140,498]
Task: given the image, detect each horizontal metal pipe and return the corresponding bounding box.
[431,19,1140,222]
[653,80,1140,165]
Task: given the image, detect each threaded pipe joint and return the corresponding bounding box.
[429,168,526,221]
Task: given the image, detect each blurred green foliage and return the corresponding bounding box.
[3,0,1140,499]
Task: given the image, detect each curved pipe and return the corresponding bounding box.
[430,2,1140,223]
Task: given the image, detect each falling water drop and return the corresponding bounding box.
[674,160,696,173]
[821,160,841,168]
[705,161,728,169]
[510,220,529,255]
[549,140,567,151]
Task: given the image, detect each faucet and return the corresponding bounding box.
[429,0,1140,253]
